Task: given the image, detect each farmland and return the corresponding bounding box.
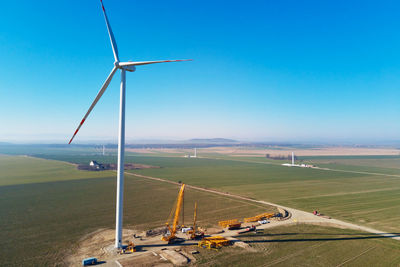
[16,148,400,233]
[134,156,400,234]
[303,155,400,176]
[3,145,400,266]
[0,155,274,266]
[194,224,400,266]
[0,155,113,186]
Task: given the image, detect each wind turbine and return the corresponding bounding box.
[68,0,191,249]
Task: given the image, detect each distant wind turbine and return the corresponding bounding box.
[68,0,191,248]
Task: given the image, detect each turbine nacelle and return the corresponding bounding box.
[122,65,136,72]
[124,66,136,72]
[114,61,136,72]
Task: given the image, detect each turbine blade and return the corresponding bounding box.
[68,67,118,144]
[100,0,119,62]
[118,59,193,67]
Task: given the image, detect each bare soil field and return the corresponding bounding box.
[67,208,285,266]
[127,148,188,154]
[204,146,400,156]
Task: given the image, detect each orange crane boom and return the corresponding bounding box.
[162,184,185,243]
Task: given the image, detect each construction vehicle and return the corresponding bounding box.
[162,184,185,243]
[238,225,256,234]
[82,257,97,266]
[198,236,231,250]
[187,202,204,239]
[218,219,241,230]
[118,241,136,254]
[125,241,136,253]
[243,212,274,223]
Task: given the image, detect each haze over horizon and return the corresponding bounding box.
[2,136,400,146]
[1,0,400,143]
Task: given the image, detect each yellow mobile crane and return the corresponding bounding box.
[188,202,204,239]
[162,183,185,243]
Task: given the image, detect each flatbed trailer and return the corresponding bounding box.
[219,219,241,229]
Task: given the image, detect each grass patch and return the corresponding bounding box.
[194,224,400,266]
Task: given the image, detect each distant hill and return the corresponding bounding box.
[0,142,12,145]
[187,138,239,144]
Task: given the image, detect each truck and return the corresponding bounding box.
[82,257,97,266]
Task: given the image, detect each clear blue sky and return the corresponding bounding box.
[1,0,399,143]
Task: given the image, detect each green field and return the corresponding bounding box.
[22,151,400,233]
[3,146,400,265]
[124,155,400,233]
[304,156,400,176]
[194,224,400,266]
[0,155,274,266]
[0,155,113,186]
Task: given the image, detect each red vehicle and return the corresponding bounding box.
[237,225,256,234]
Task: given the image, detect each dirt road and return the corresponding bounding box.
[69,169,400,266]
[126,172,400,241]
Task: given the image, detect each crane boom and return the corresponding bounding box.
[193,202,197,231]
[190,202,197,239]
[162,184,185,243]
[188,201,204,239]
[172,184,185,234]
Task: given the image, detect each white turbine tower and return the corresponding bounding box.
[291,152,294,166]
[68,0,191,248]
